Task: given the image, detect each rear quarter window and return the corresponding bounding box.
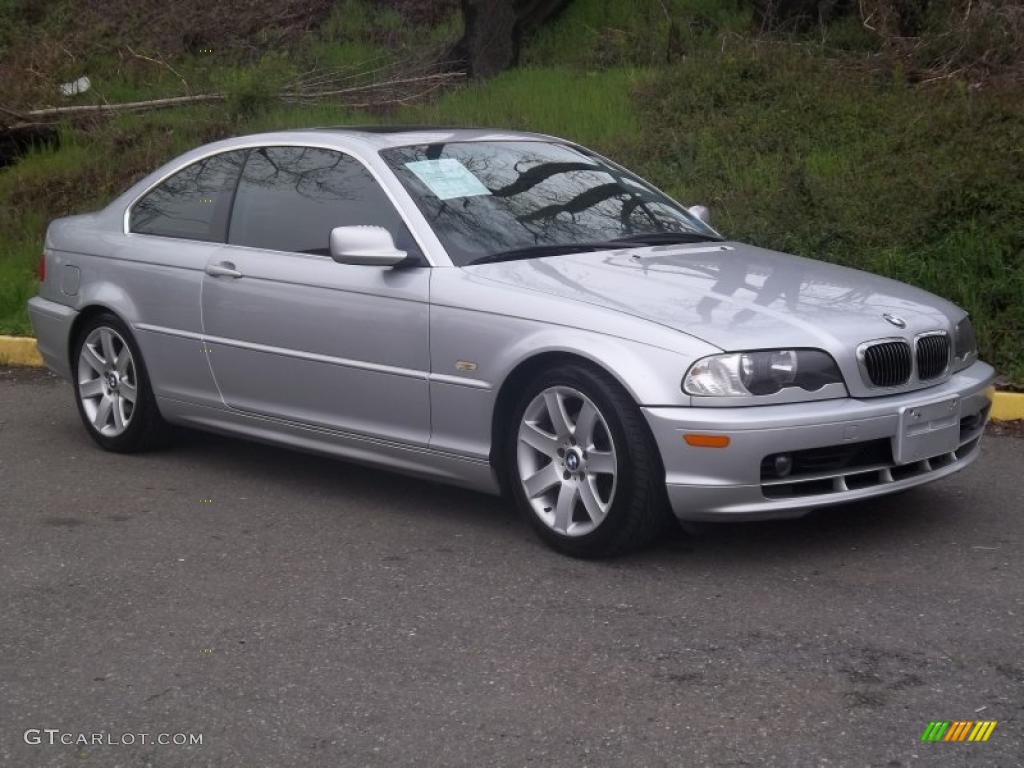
[129,150,246,241]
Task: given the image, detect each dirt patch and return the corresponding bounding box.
[0,366,59,384]
[987,419,1024,438]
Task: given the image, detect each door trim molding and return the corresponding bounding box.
[134,322,492,389]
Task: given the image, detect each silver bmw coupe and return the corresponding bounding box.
[28,127,994,556]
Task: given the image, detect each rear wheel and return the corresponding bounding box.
[506,363,669,557]
[72,312,169,452]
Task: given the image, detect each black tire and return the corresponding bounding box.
[71,311,170,453]
[504,362,670,558]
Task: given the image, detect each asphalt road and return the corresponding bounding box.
[1,367,1021,768]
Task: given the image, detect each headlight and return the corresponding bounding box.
[683,349,844,397]
[952,316,978,371]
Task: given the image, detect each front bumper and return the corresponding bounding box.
[644,361,995,521]
[27,296,78,380]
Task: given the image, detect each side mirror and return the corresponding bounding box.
[687,204,710,224]
[329,226,407,267]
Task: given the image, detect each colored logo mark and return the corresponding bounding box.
[921,721,997,742]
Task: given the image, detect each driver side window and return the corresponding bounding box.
[227,146,421,259]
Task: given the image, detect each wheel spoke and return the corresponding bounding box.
[579,479,608,525]
[523,462,561,499]
[519,421,560,458]
[82,344,105,373]
[586,450,616,475]
[93,395,113,430]
[100,329,116,367]
[79,378,104,398]
[553,482,578,533]
[543,390,572,442]
[574,401,599,447]
[111,396,125,431]
[115,346,132,376]
[120,381,137,404]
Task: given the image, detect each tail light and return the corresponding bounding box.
[38,253,46,282]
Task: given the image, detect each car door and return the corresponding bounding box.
[200,145,431,447]
[121,149,247,408]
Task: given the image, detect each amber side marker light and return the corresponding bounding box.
[683,434,731,448]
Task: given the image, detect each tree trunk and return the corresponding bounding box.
[753,0,854,32]
[452,0,574,78]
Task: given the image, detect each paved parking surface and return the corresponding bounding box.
[1,368,1022,767]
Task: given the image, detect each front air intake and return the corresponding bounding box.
[916,333,950,380]
[862,341,912,387]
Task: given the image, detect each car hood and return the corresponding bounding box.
[468,241,961,352]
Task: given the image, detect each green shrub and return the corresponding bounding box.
[221,55,295,119]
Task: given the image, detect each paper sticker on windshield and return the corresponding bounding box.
[404,159,491,201]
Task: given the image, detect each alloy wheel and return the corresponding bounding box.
[77,327,137,437]
[516,385,618,536]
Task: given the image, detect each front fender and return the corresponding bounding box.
[486,325,696,407]
[427,269,713,461]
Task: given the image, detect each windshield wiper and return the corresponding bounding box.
[465,232,724,266]
[466,241,639,266]
[609,232,723,246]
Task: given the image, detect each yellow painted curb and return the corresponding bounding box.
[991,390,1024,422]
[0,335,44,367]
[0,334,1022,420]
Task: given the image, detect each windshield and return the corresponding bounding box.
[380,141,720,266]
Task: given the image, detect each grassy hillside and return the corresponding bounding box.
[1,0,1022,382]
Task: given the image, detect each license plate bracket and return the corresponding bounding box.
[893,396,960,465]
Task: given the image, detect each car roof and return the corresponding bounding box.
[273,126,563,149]
[151,128,571,179]
[299,126,552,145]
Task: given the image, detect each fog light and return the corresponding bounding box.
[771,453,793,477]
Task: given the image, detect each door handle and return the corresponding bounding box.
[205,261,243,279]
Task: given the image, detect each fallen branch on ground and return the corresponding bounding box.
[1,62,466,129]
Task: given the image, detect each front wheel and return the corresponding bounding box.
[505,363,669,557]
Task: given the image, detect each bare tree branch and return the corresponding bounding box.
[125,45,193,96]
